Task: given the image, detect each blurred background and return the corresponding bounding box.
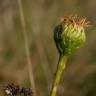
[0,0,96,96]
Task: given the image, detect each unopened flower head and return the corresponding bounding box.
[54,15,89,55]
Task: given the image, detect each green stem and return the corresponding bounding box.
[50,55,68,96]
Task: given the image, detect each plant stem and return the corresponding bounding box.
[50,55,68,96]
[17,0,36,95]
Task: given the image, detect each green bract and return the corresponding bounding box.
[54,15,88,55]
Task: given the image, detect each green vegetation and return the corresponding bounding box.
[0,0,96,96]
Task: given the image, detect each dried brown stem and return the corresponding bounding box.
[17,0,36,95]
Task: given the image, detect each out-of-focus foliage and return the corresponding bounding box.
[0,0,96,96]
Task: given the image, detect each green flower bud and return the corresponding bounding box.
[54,15,89,55]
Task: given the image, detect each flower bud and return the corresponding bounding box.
[54,15,89,55]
